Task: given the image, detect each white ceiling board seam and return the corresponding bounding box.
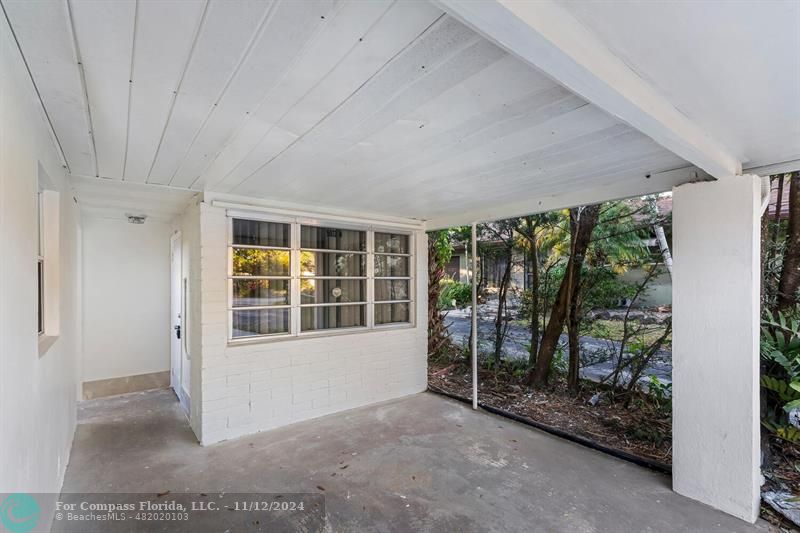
[327,94,590,201]
[0,0,70,172]
[230,16,489,196]
[347,129,682,214]
[165,0,284,187]
[65,0,99,177]
[121,0,138,180]
[144,0,210,183]
[229,12,450,194]
[193,0,400,192]
[70,173,202,196]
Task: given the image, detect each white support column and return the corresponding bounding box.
[672,175,762,523]
[471,222,478,410]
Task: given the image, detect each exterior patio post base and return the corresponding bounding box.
[672,175,762,523]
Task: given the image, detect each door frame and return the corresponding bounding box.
[170,231,189,413]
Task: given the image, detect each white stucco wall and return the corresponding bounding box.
[195,201,428,445]
[0,11,80,508]
[672,175,761,522]
[81,216,172,382]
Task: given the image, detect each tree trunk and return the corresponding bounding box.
[761,200,770,306]
[566,291,581,393]
[772,174,785,245]
[653,225,672,279]
[777,173,800,311]
[493,251,513,361]
[652,199,672,279]
[427,235,448,356]
[527,205,601,387]
[467,246,478,353]
[528,245,540,368]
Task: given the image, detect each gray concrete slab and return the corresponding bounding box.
[63,389,769,532]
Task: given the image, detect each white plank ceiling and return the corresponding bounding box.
[4,0,698,223]
[561,0,800,171]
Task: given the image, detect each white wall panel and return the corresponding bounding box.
[123,0,207,182]
[0,13,81,528]
[169,0,344,188]
[3,0,94,175]
[145,0,275,184]
[205,0,444,193]
[81,216,172,382]
[69,0,136,178]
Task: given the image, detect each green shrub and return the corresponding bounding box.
[519,264,637,322]
[647,375,672,413]
[438,279,472,310]
[761,311,800,443]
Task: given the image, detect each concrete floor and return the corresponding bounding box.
[62,389,769,532]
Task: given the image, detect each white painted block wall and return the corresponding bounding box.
[0,10,80,509]
[81,216,173,382]
[195,203,428,445]
[672,175,761,522]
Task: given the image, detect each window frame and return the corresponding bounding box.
[36,187,60,355]
[36,190,44,336]
[227,214,415,343]
[373,231,414,327]
[228,215,294,339]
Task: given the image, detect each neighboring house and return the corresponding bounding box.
[447,207,673,308]
[447,186,788,310]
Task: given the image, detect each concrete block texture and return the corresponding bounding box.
[196,206,428,445]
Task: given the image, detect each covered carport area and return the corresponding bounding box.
[429,0,798,523]
[3,0,798,527]
[66,388,765,532]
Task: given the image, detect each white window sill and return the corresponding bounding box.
[38,334,58,357]
[227,322,416,348]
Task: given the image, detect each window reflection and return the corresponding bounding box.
[233,249,290,277]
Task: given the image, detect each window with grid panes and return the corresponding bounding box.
[230,219,291,338]
[228,218,412,340]
[300,225,367,331]
[373,232,412,325]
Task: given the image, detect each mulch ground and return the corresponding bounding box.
[428,359,672,464]
[767,440,800,489]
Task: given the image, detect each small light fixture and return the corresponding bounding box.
[126,214,147,225]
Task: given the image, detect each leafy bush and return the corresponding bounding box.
[550,346,568,377]
[438,279,472,310]
[647,375,672,413]
[761,312,800,443]
[520,264,637,322]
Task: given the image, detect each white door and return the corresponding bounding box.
[170,232,189,413]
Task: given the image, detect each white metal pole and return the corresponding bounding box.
[471,222,478,410]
